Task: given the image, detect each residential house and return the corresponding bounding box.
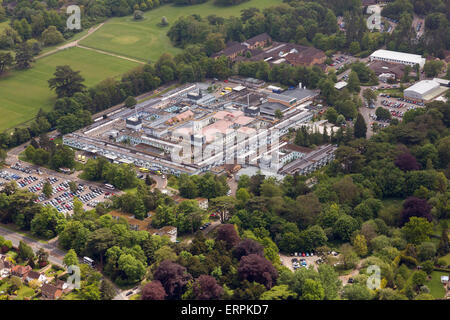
[0,255,12,278]
[26,270,47,285]
[41,283,63,300]
[11,265,32,280]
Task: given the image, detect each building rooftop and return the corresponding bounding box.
[405,80,440,94]
[281,87,317,101]
[370,49,425,65]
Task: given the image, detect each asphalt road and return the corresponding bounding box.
[0,225,65,266]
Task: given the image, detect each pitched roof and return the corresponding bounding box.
[27,270,41,280]
[245,33,272,46]
[41,283,62,299]
[12,264,32,276]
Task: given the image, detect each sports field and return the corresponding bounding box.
[0,47,139,131]
[80,0,282,62]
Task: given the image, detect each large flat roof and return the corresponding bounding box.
[370,49,425,65]
[405,80,440,95]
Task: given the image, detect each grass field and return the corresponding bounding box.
[0,47,139,131]
[80,0,283,62]
[427,271,447,299]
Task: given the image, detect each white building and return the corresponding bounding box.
[404,80,442,101]
[370,49,426,68]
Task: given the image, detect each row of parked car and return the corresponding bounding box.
[11,163,32,174]
[290,252,314,257]
[199,222,211,230]
[0,170,21,181]
[292,258,307,270]
[17,175,38,188]
[397,97,424,106]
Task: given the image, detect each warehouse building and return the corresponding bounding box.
[369,49,426,68]
[404,79,448,101]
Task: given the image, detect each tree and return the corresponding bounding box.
[142,280,167,300]
[153,260,192,300]
[342,284,373,300]
[14,42,34,69]
[375,107,391,120]
[193,275,223,300]
[41,26,64,46]
[238,254,278,289]
[63,249,78,267]
[354,113,367,138]
[395,152,420,172]
[124,96,137,108]
[362,88,377,105]
[259,285,297,300]
[300,279,325,300]
[68,181,78,194]
[215,224,240,249]
[30,206,65,239]
[118,253,146,283]
[347,71,360,93]
[417,242,436,261]
[274,109,283,119]
[437,228,449,256]
[36,248,49,267]
[400,197,432,226]
[100,279,117,300]
[233,239,264,260]
[48,65,86,98]
[325,107,338,124]
[42,181,53,198]
[0,52,13,74]
[333,215,359,241]
[18,241,34,262]
[209,196,236,223]
[402,217,433,245]
[352,234,368,257]
[423,60,444,77]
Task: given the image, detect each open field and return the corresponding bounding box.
[427,271,447,299]
[80,0,283,62]
[0,47,139,131]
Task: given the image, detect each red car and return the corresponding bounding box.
[302,253,306,257]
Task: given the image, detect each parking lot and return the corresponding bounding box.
[363,93,426,130]
[329,54,356,71]
[280,252,320,272]
[0,162,115,215]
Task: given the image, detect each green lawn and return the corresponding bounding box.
[427,271,447,299]
[441,253,450,266]
[0,47,140,131]
[80,0,283,62]
[15,286,35,300]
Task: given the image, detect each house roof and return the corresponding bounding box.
[369,60,405,78]
[245,33,272,46]
[12,265,31,275]
[27,270,41,280]
[41,283,62,298]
